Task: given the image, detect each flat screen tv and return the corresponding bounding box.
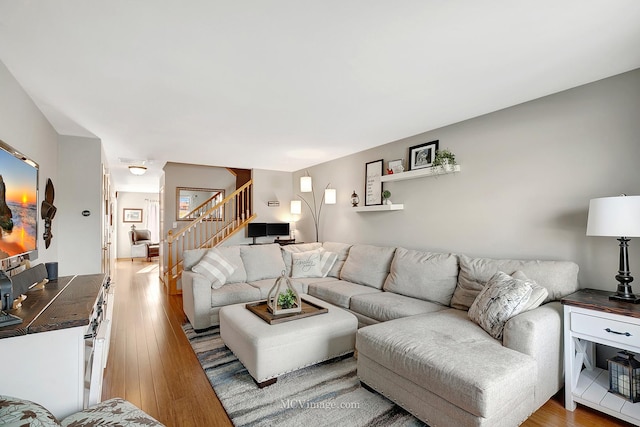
[0,140,38,265]
[266,222,290,236]
[247,222,267,238]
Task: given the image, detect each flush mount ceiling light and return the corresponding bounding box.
[128,165,147,175]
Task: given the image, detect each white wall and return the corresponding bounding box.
[162,162,237,233]
[294,69,640,291]
[57,135,103,275]
[0,60,59,267]
[224,168,294,245]
[115,191,160,259]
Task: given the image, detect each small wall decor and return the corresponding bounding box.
[351,191,360,207]
[409,140,439,170]
[41,178,57,249]
[365,159,383,206]
[388,159,405,174]
[123,208,143,223]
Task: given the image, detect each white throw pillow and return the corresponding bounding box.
[291,249,338,278]
[468,271,533,340]
[191,249,237,289]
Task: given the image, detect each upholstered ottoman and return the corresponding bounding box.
[220,294,357,387]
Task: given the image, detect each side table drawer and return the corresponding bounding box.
[571,312,640,346]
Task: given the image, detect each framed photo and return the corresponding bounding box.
[388,159,405,174]
[409,140,439,170]
[365,159,383,206]
[123,208,143,223]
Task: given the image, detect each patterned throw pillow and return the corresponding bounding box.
[0,395,61,426]
[468,271,533,340]
[191,249,237,289]
[511,270,549,312]
[60,398,164,426]
[291,249,338,278]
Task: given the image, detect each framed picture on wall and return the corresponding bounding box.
[123,208,143,223]
[365,159,383,206]
[409,140,439,170]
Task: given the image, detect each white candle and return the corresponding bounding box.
[618,374,630,396]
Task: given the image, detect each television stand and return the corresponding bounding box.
[274,238,296,246]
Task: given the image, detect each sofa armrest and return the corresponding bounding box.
[503,301,563,410]
[182,270,213,330]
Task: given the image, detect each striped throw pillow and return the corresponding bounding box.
[191,249,237,289]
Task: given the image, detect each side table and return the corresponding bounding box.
[562,289,640,424]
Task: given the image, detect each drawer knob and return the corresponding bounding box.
[605,328,631,337]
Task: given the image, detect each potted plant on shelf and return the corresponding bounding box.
[382,190,392,205]
[433,149,457,172]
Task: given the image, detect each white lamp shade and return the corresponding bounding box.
[586,195,640,237]
[300,176,312,193]
[324,188,336,204]
[290,200,302,215]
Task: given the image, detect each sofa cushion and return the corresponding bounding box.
[0,395,61,426]
[350,292,447,322]
[340,244,395,289]
[383,248,458,306]
[451,254,579,310]
[183,248,208,270]
[288,276,335,294]
[248,278,305,299]
[307,280,381,308]
[191,249,237,289]
[215,246,247,283]
[291,249,337,278]
[356,310,537,418]
[240,244,286,282]
[322,242,352,278]
[211,282,262,308]
[281,242,323,274]
[468,271,533,340]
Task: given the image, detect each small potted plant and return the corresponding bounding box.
[267,273,302,315]
[433,149,457,172]
[382,190,392,205]
[277,289,298,310]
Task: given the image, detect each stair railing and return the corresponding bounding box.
[165,180,255,294]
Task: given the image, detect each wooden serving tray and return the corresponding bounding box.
[246,298,328,324]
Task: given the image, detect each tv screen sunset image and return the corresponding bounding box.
[0,148,37,259]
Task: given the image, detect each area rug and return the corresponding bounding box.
[182,324,426,427]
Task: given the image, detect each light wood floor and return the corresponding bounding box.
[102,260,631,426]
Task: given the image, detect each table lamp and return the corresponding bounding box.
[586,194,640,303]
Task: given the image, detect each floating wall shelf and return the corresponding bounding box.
[380,165,460,182]
[353,204,404,213]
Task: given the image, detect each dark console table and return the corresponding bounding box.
[0,273,113,419]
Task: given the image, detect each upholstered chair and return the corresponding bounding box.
[129,229,153,261]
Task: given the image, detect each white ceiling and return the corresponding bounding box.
[1,1,639,193]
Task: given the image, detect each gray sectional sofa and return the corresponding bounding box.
[181,242,579,427]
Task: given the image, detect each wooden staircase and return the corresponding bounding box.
[165,180,255,294]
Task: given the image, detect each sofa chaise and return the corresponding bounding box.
[181,242,579,426]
